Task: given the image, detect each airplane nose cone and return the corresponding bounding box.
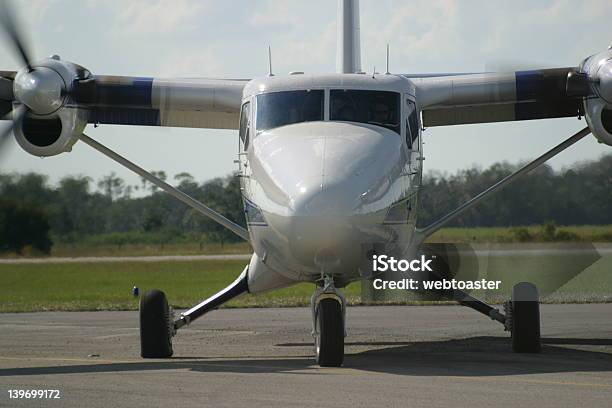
[252,121,404,216]
[250,121,406,267]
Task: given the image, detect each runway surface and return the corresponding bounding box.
[1,305,612,407]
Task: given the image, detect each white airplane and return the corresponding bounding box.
[1,0,610,366]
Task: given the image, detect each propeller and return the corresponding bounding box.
[0,104,25,155]
[0,1,70,160]
[0,1,31,159]
[0,0,32,72]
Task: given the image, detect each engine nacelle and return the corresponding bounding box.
[584,98,612,146]
[12,57,89,157]
[581,49,612,146]
[13,106,87,157]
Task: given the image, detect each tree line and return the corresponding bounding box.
[419,153,612,227]
[0,171,244,253]
[1,153,610,253]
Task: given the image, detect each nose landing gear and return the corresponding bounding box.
[311,275,346,367]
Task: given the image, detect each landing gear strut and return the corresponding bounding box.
[311,275,346,367]
[139,266,249,358]
[440,280,541,353]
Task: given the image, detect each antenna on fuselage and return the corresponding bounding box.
[385,44,390,74]
[268,46,274,76]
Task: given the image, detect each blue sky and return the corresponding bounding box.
[1,0,611,188]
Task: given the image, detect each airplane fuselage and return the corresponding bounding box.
[238,74,424,291]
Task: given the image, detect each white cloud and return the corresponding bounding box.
[361,0,462,70]
[15,0,59,24]
[243,1,335,74]
[388,0,458,53]
[91,0,210,36]
[156,46,227,77]
[273,21,336,72]
[248,0,303,29]
[526,0,610,23]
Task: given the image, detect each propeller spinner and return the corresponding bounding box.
[0,2,83,158]
[13,66,66,115]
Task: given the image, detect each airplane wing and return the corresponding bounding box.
[409,68,585,127]
[75,75,248,130]
[0,67,589,131]
[0,70,248,130]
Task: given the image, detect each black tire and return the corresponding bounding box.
[511,282,541,353]
[140,289,173,358]
[315,298,344,367]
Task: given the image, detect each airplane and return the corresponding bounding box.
[1,0,610,367]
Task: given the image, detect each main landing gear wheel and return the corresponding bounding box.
[315,298,344,367]
[508,282,541,353]
[140,289,174,358]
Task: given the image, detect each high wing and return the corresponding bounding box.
[79,76,247,130]
[410,68,585,127]
[1,69,247,130]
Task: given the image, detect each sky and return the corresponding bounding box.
[1,0,611,189]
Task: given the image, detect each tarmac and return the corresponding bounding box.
[1,304,611,407]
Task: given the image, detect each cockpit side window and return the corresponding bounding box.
[239,101,251,149]
[330,90,400,134]
[406,100,419,149]
[256,90,324,132]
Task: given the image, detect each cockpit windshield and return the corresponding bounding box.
[256,90,324,132]
[330,90,400,134]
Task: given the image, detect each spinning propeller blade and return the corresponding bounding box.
[0,1,33,71]
[0,104,26,159]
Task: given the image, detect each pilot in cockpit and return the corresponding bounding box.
[331,95,356,122]
[369,97,394,127]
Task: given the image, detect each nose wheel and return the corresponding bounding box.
[311,274,346,367]
[315,298,345,367]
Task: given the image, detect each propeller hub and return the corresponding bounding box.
[13,66,65,115]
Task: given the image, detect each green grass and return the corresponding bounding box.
[1,227,611,312]
[0,260,361,313]
[1,244,611,312]
[427,225,612,243]
[2,225,610,259]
